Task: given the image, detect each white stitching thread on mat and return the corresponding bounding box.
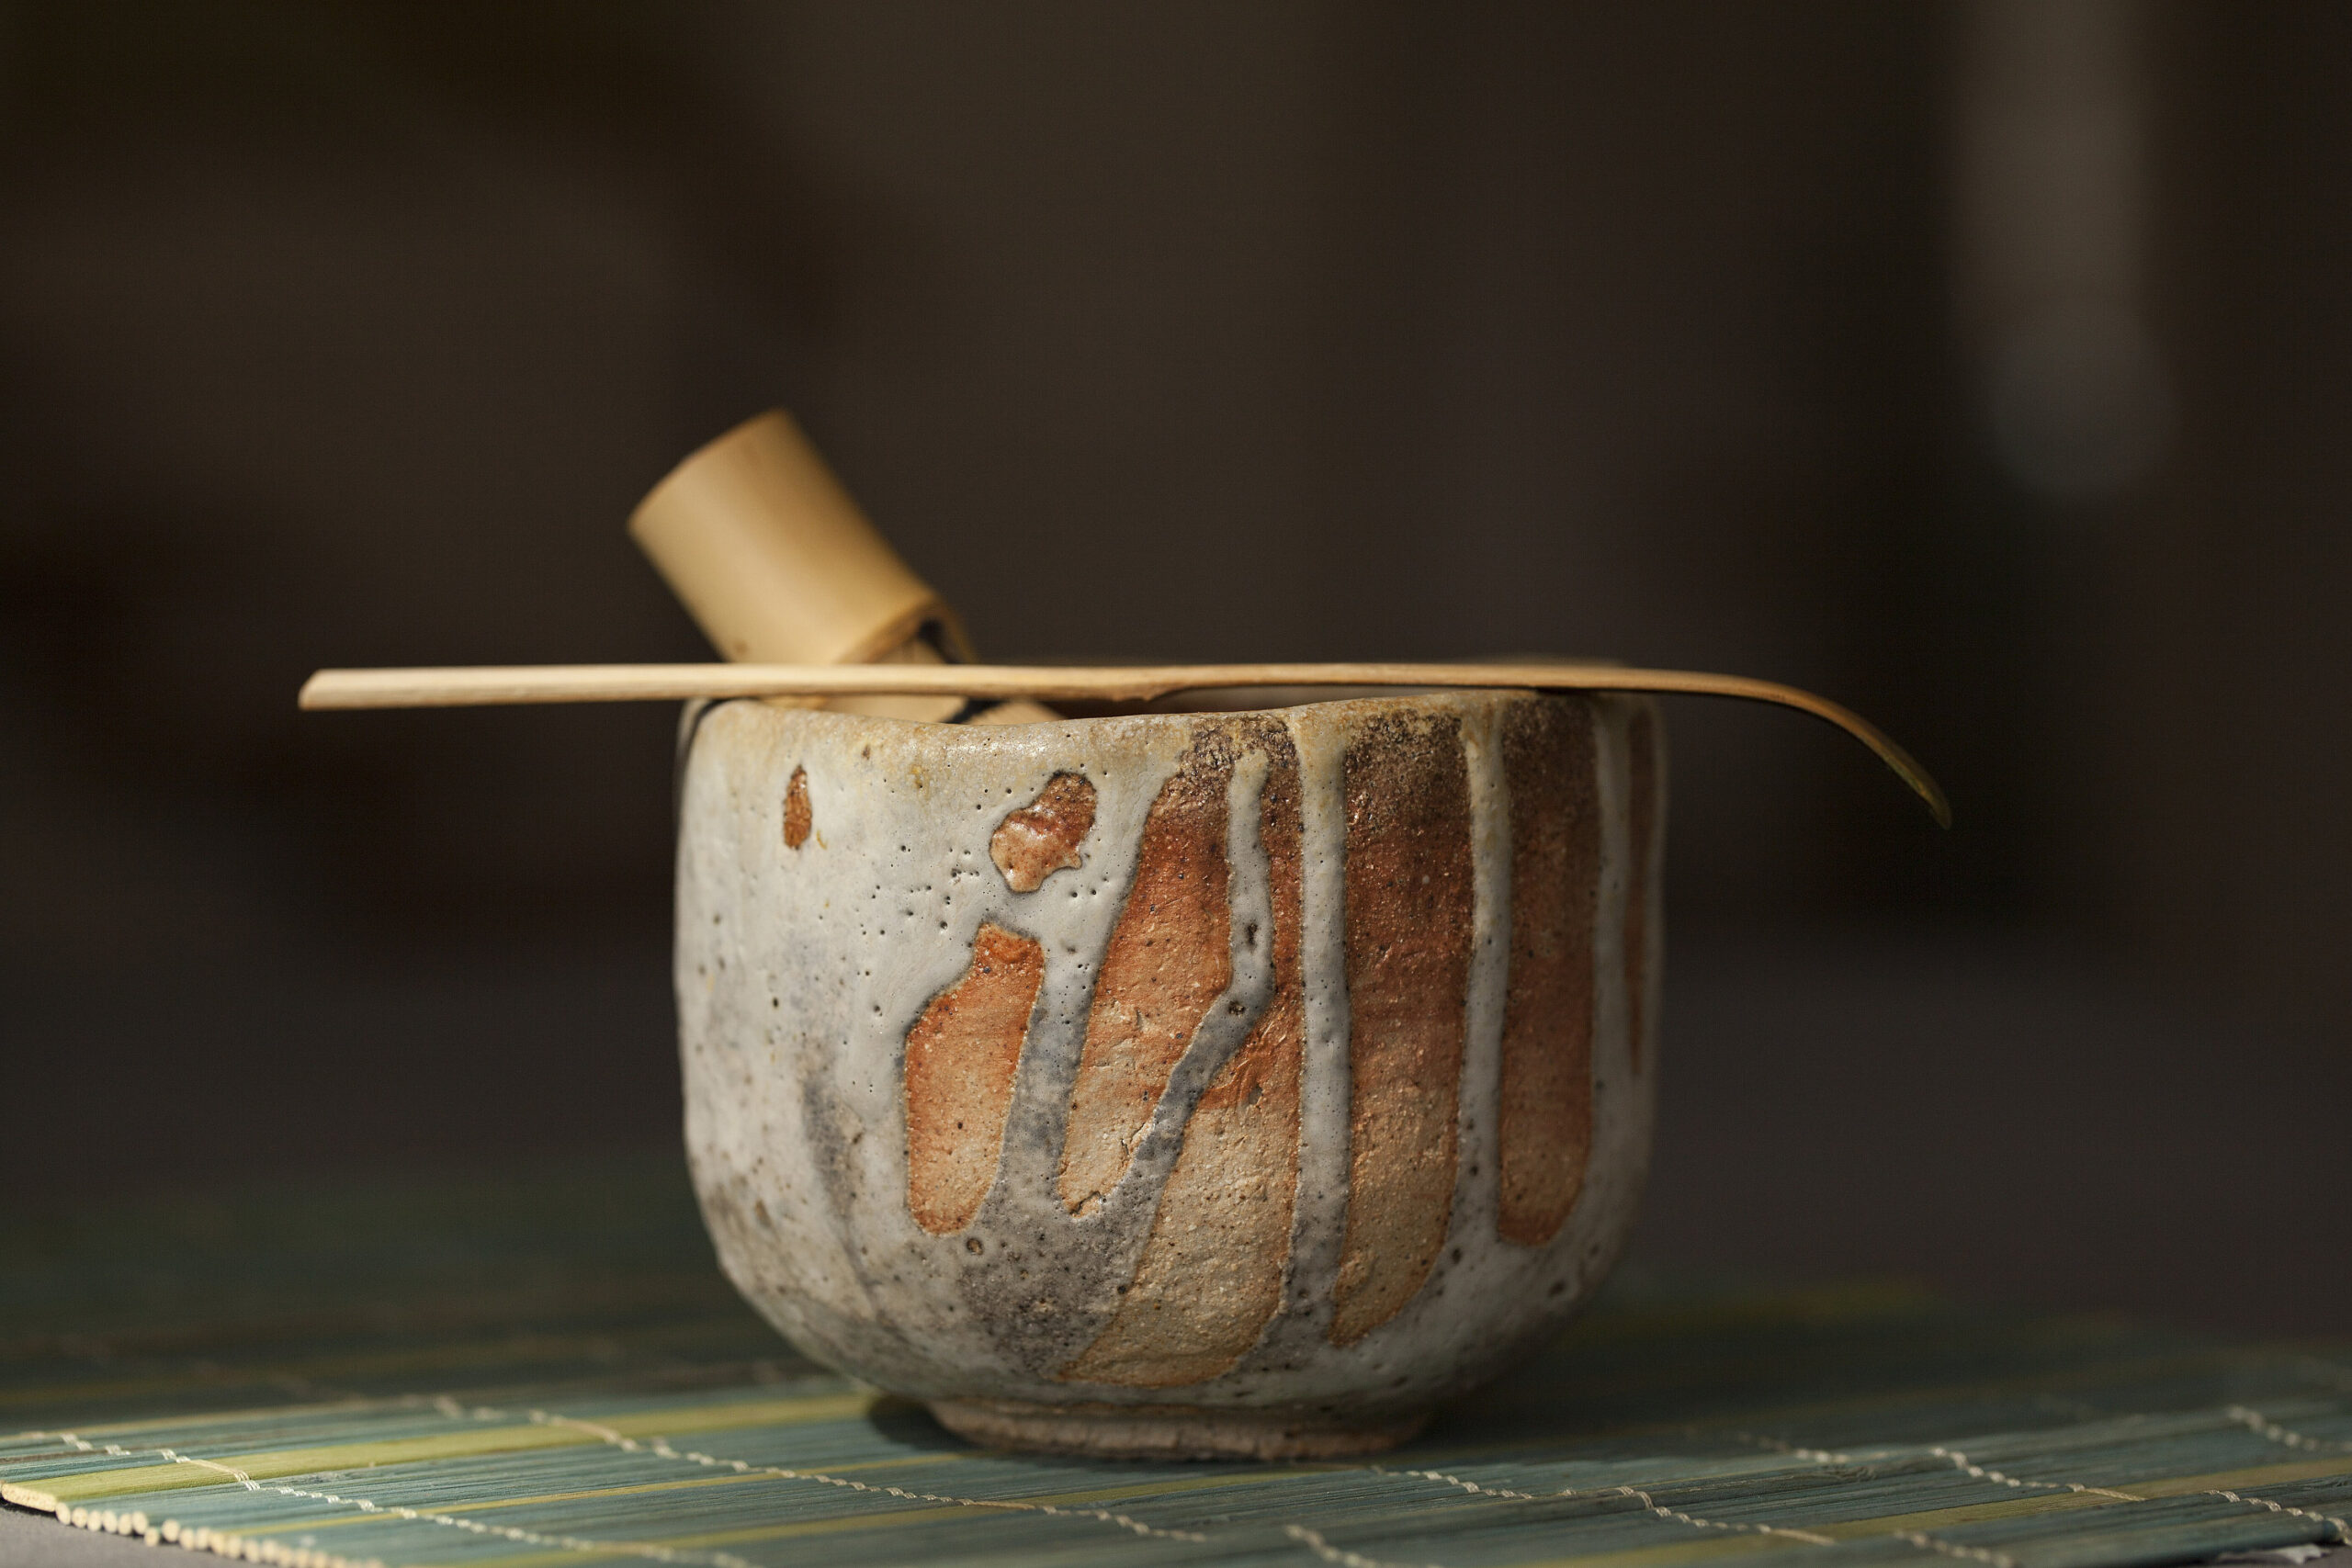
[2207,1488,2352,1544]
[1699,1428,2117,1568]
[253,1481,744,1567]
[1365,1455,1921,1566]
[1365,1458,1841,1549]
[1371,1463,1542,1501]
[1371,1427,1855,1510]
[1284,1522,1448,1568]
[1929,1444,2143,1502]
[1368,1461,1864,1559]
[2228,1405,2352,1453]
[28,1430,261,1490]
[1566,1482,1837,1546]
[12,1398,1208,1567]
[1894,1528,2018,1567]
[519,1406,1210,1544]
[1374,1445,1984,1562]
[32,1390,2340,1567]
[15,1432,390,1566]
[155,1449,258,1489]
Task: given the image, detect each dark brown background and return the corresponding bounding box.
[2,3,2345,1332]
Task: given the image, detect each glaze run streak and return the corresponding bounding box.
[1065,728,1305,1386]
[1056,741,1236,1218]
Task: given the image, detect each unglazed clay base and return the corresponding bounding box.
[927,1399,1430,1461]
[675,689,1664,1452]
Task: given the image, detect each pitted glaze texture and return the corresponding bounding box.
[675,689,1663,1457]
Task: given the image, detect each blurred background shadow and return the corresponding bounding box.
[2,2,2345,1332]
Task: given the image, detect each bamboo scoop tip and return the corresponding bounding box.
[1878,740,1951,829]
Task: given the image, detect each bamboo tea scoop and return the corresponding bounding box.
[300,658,1950,825]
[310,410,1944,821]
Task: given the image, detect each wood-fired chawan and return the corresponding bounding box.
[674,687,1664,1460]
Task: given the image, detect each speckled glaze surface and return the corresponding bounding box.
[674,689,1664,1458]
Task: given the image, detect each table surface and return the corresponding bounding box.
[6,1155,2349,1568]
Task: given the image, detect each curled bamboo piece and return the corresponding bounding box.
[299,660,1949,826]
[628,409,1056,725]
[629,411,967,670]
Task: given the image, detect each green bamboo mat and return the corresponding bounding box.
[4,1156,2347,1568]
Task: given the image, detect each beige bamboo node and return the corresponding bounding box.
[628,409,1054,724]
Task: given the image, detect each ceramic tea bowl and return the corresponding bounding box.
[674,688,1664,1459]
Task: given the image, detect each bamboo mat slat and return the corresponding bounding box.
[4,1156,2346,1568]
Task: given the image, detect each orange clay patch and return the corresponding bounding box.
[1330,713,1473,1347]
[783,765,812,850]
[1063,740,1303,1386]
[1056,746,1234,1216]
[904,921,1046,1235]
[990,773,1097,892]
[1496,700,1600,1247]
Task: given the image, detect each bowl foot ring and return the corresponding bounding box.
[927,1397,1430,1461]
